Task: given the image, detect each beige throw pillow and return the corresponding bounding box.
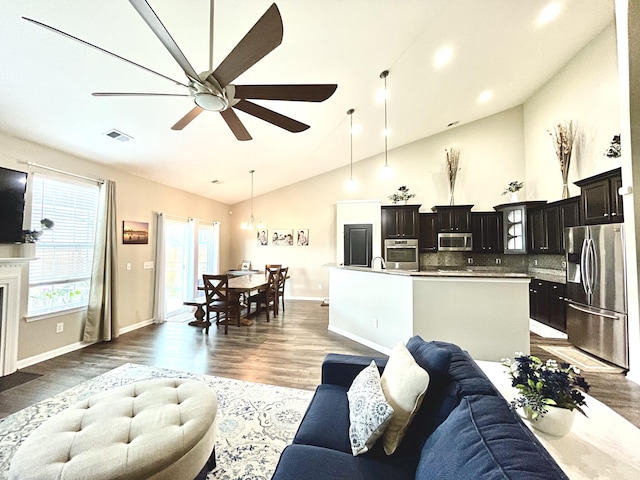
[380,342,430,455]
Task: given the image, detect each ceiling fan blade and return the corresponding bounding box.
[93,92,189,97]
[171,106,204,130]
[129,0,201,81]
[220,109,252,141]
[234,100,309,133]
[210,3,283,88]
[234,84,338,102]
[22,17,188,88]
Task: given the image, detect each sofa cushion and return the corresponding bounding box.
[293,384,351,453]
[347,361,394,455]
[271,444,414,480]
[406,336,452,380]
[415,395,569,480]
[380,342,430,455]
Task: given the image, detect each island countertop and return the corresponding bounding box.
[328,264,531,279]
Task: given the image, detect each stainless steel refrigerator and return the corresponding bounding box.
[564,223,628,369]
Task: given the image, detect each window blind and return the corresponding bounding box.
[28,174,99,316]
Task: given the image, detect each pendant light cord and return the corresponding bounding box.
[209,0,215,71]
[380,70,389,167]
[349,110,354,178]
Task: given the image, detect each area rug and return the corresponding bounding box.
[0,363,314,480]
[539,345,626,373]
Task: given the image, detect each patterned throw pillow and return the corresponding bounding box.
[347,360,395,456]
[381,342,430,455]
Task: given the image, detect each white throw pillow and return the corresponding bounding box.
[347,360,395,456]
[380,342,430,455]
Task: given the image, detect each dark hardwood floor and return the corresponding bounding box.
[2,300,640,430]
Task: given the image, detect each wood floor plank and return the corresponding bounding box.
[2,300,640,430]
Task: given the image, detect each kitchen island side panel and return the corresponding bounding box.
[328,268,413,353]
[412,277,530,361]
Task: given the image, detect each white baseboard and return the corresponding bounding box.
[287,296,325,301]
[327,325,391,356]
[17,340,97,370]
[119,318,155,335]
[16,318,155,370]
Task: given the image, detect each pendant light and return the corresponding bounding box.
[344,108,357,191]
[380,69,394,179]
[241,169,263,230]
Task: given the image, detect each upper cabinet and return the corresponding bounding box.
[431,205,473,232]
[494,201,546,254]
[527,197,580,255]
[381,205,420,239]
[471,212,503,253]
[419,213,438,252]
[574,167,623,224]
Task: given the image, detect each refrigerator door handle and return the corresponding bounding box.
[587,237,596,295]
[568,302,620,320]
[580,238,589,295]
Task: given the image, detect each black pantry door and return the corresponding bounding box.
[343,224,373,267]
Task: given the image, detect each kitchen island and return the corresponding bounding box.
[328,265,531,361]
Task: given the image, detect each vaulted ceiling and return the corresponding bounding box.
[0,1,614,204]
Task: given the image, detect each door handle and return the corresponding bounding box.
[567,303,619,320]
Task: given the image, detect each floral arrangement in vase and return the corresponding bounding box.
[548,121,576,199]
[502,354,590,419]
[388,186,416,204]
[22,218,54,243]
[502,180,524,201]
[445,148,460,205]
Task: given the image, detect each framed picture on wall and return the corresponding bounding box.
[257,229,268,246]
[123,220,149,244]
[297,229,309,246]
[272,229,293,246]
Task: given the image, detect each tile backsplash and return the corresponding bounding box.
[420,252,565,275]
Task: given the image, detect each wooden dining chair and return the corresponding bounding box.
[247,267,280,321]
[277,266,289,313]
[202,274,240,334]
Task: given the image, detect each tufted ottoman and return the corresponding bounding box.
[9,378,218,480]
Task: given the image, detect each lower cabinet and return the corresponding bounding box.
[529,279,566,333]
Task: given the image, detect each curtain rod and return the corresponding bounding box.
[21,161,105,184]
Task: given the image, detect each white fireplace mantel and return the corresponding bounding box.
[1,257,32,376]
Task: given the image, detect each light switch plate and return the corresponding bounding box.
[144,261,154,269]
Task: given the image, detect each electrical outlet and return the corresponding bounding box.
[467,257,473,264]
[534,259,538,266]
[495,258,502,265]
[126,263,132,271]
[318,284,322,290]
[56,322,64,333]
[372,318,379,328]
[561,261,567,269]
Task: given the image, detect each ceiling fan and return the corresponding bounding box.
[22,0,337,141]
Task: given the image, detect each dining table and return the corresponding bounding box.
[186,273,269,327]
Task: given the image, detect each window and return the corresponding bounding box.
[27,174,99,317]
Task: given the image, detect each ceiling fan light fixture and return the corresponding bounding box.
[193,92,229,111]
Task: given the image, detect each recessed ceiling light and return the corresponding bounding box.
[537,3,561,26]
[434,46,453,68]
[478,90,493,103]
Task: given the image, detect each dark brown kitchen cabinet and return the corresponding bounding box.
[529,279,566,333]
[382,205,420,239]
[419,213,438,252]
[471,212,503,253]
[527,205,560,254]
[575,167,623,224]
[431,205,473,232]
[557,196,580,252]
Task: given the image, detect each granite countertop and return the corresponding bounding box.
[332,265,531,279]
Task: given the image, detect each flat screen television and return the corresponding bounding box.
[0,166,28,244]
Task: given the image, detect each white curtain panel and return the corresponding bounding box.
[153,212,167,324]
[84,180,119,342]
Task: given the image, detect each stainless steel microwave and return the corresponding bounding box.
[384,239,419,271]
[438,232,473,251]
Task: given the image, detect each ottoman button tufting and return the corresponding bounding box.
[8,378,218,480]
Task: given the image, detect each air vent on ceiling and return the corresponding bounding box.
[104,129,133,142]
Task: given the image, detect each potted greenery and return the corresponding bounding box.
[502,354,590,436]
[502,180,524,202]
[22,218,54,243]
[388,186,416,205]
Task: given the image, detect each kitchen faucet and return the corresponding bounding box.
[371,256,387,270]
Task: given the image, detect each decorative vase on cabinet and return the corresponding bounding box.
[525,406,576,437]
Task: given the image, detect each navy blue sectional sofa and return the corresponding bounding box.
[271,337,568,480]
